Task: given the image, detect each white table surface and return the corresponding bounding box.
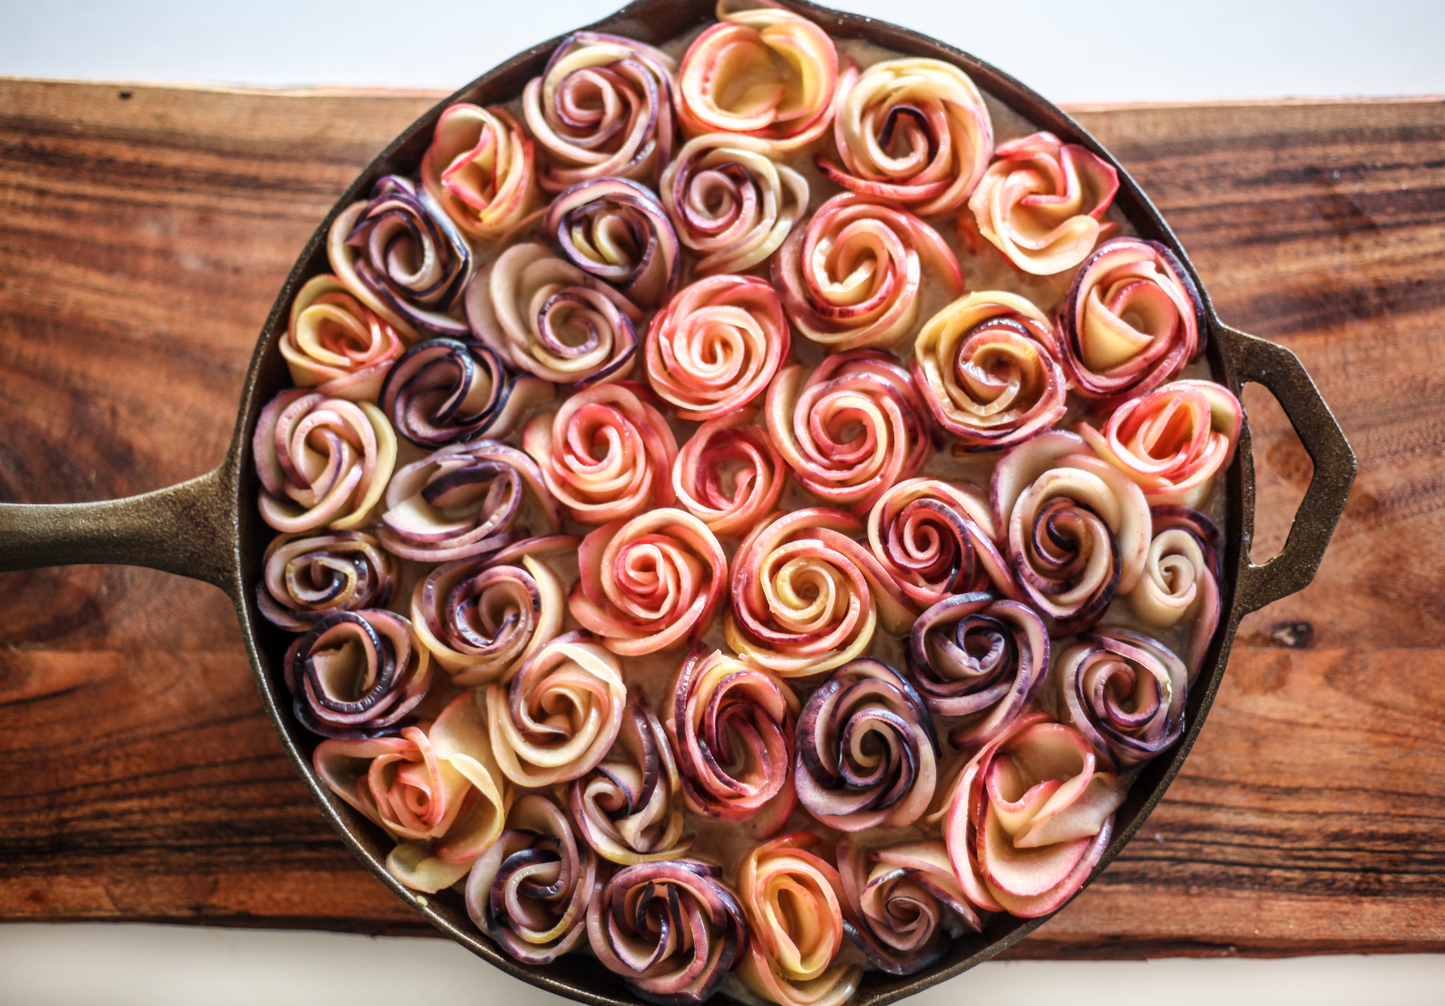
[3,0,1443,102]
[2,1,1442,1003]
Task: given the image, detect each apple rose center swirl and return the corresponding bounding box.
[774,192,964,351]
[465,792,599,965]
[1078,378,1244,509]
[420,103,537,242]
[314,692,510,893]
[665,645,802,833]
[467,242,642,388]
[380,338,554,448]
[570,508,727,655]
[866,477,1020,609]
[410,537,574,688]
[837,838,980,975]
[279,274,402,402]
[1127,506,1222,672]
[911,291,1068,453]
[794,658,939,831]
[818,57,994,217]
[1056,628,1188,768]
[736,833,861,1006]
[660,133,810,275]
[328,174,473,340]
[258,529,396,631]
[544,176,681,308]
[992,430,1151,636]
[586,859,749,1005]
[646,274,791,421]
[522,32,678,191]
[967,131,1120,276]
[377,440,559,564]
[677,1,840,151]
[523,382,679,524]
[283,609,434,739]
[908,593,1049,750]
[726,508,915,677]
[767,349,930,515]
[253,389,397,535]
[1059,236,1206,401]
[943,713,1125,918]
[487,631,628,788]
[570,699,692,864]
[672,409,787,538]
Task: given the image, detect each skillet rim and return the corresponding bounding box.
[219,3,1269,1002]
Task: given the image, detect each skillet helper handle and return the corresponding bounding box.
[1221,324,1357,614]
[0,464,238,596]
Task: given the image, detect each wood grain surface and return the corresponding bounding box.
[0,79,1441,957]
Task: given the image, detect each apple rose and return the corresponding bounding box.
[991,430,1151,635]
[1056,628,1187,767]
[665,645,801,833]
[672,409,787,538]
[736,833,860,1006]
[570,700,692,864]
[543,177,680,307]
[660,132,810,274]
[1058,237,1206,401]
[465,792,599,965]
[258,529,396,631]
[1077,379,1243,509]
[837,838,980,975]
[677,1,839,151]
[968,131,1119,275]
[467,242,642,387]
[522,32,678,191]
[908,593,1049,750]
[279,274,402,402]
[377,440,558,563]
[253,389,397,534]
[911,291,1067,453]
[314,692,509,893]
[794,658,939,831]
[774,193,963,351]
[379,338,554,448]
[486,631,628,787]
[523,382,678,524]
[410,536,574,687]
[420,103,536,241]
[284,609,433,739]
[328,175,473,340]
[766,350,929,515]
[645,274,791,421]
[1127,506,1222,672]
[570,508,727,656]
[727,508,914,676]
[587,859,749,1005]
[866,477,1020,608]
[943,712,1126,918]
[818,57,993,217]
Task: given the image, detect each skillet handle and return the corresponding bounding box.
[1220,324,1356,614]
[0,463,239,598]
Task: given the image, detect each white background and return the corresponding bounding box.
[2,0,1444,102]
[2,0,1443,1003]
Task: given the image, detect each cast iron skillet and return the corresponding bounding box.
[0,1,1356,1002]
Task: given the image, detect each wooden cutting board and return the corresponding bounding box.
[0,78,1441,957]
